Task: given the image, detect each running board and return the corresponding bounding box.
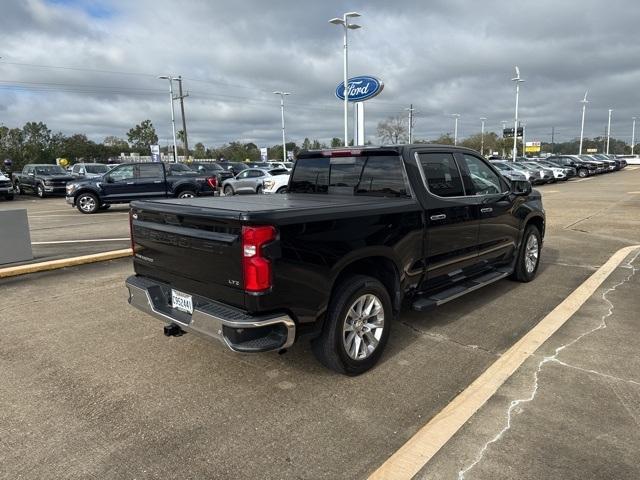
[411,267,513,312]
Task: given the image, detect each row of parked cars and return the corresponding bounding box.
[0,159,295,210]
[487,154,628,185]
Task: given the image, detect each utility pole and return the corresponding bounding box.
[606,108,612,154]
[551,126,555,153]
[480,117,486,156]
[406,104,415,143]
[174,76,189,160]
[632,117,636,155]
[158,75,178,162]
[511,66,525,162]
[273,91,291,162]
[451,114,460,145]
[579,91,588,155]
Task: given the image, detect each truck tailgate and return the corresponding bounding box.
[130,201,246,309]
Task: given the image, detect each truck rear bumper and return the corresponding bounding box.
[125,275,296,353]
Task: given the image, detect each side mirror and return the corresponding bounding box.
[511,180,532,196]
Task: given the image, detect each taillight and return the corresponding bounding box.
[129,210,136,253]
[242,226,276,292]
[207,176,218,189]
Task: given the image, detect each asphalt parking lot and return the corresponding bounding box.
[1,168,640,479]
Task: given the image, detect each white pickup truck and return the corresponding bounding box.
[0,171,14,200]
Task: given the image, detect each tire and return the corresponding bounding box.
[13,183,21,195]
[5,194,14,201]
[311,274,392,375]
[36,183,46,198]
[76,192,99,214]
[511,224,541,282]
[577,168,588,178]
[276,187,287,194]
[177,190,196,199]
[256,185,263,194]
[223,185,234,196]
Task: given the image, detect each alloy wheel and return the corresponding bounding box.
[524,234,539,273]
[342,294,385,360]
[79,195,96,213]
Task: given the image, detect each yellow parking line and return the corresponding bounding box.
[368,244,640,480]
[0,249,132,279]
[628,191,640,194]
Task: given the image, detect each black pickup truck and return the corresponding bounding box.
[65,162,218,213]
[125,145,545,374]
[12,164,74,197]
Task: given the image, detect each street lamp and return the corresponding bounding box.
[511,66,525,162]
[273,91,291,162]
[480,117,487,156]
[632,117,637,155]
[158,75,178,162]
[579,90,588,155]
[606,108,612,154]
[451,114,460,145]
[329,11,362,147]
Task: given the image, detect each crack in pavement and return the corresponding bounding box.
[400,321,498,357]
[549,358,640,387]
[457,249,640,480]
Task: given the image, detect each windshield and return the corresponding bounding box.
[492,162,512,171]
[34,165,66,175]
[167,163,193,174]
[289,154,409,197]
[192,163,223,172]
[85,164,109,174]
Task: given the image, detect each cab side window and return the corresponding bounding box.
[418,152,465,197]
[108,165,135,182]
[460,155,504,195]
[137,164,164,180]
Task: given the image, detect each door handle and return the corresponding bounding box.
[153,180,162,184]
[480,207,493,213]
[430,214,447,221]
[126,182,135,185]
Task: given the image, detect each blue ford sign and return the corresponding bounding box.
[335,76,384,102]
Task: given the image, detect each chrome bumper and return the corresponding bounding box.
[125,275,296,352]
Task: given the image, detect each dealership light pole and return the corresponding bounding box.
[606,108,612,154]
[406,104,415,143]
[273,91,291,162]
[158,75,178,162]
[451,114,460,145]
[480,117,486,156]
[329,12,362,147]
[511,66,525,162]
[632,117,637,155]
[579,90,588,155]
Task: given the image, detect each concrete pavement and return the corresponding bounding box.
[1,168,639,479]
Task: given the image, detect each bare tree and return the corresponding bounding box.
[377,115,409,144]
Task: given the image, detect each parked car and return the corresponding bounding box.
[70,163,111,178]
[267,161,294,171]
[507,162,548,184]
[263,169,291,193]
[535,160,576,179]
[526,161,567,181]
[0,171,14,200]
[12,164,74,197]
[247,162,271,169]
[222,168,289,195]
[490,161,530,183]
[519,162,556,183]
[186,162,234,192]
[125,145,545,374]
[65,162,218,214]
[567,155,606,173]
[218,162,248,176]
[616,154,640,165]
[545,155,597,178]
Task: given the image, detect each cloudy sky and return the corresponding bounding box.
[1,0,639,149]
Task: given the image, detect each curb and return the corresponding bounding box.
[0,248,133,279]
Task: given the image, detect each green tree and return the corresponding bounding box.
[104,135,129,150]
[330,137,342,148]
[430,133,455,145]
[22,122,52,164]
[127,120,158,153]
[194,142,206,159]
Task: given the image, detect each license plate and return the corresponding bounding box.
[171,289,193,314]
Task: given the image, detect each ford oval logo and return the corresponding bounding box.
[335,76,384,102]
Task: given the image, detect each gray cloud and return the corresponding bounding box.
[0,0,639,148]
